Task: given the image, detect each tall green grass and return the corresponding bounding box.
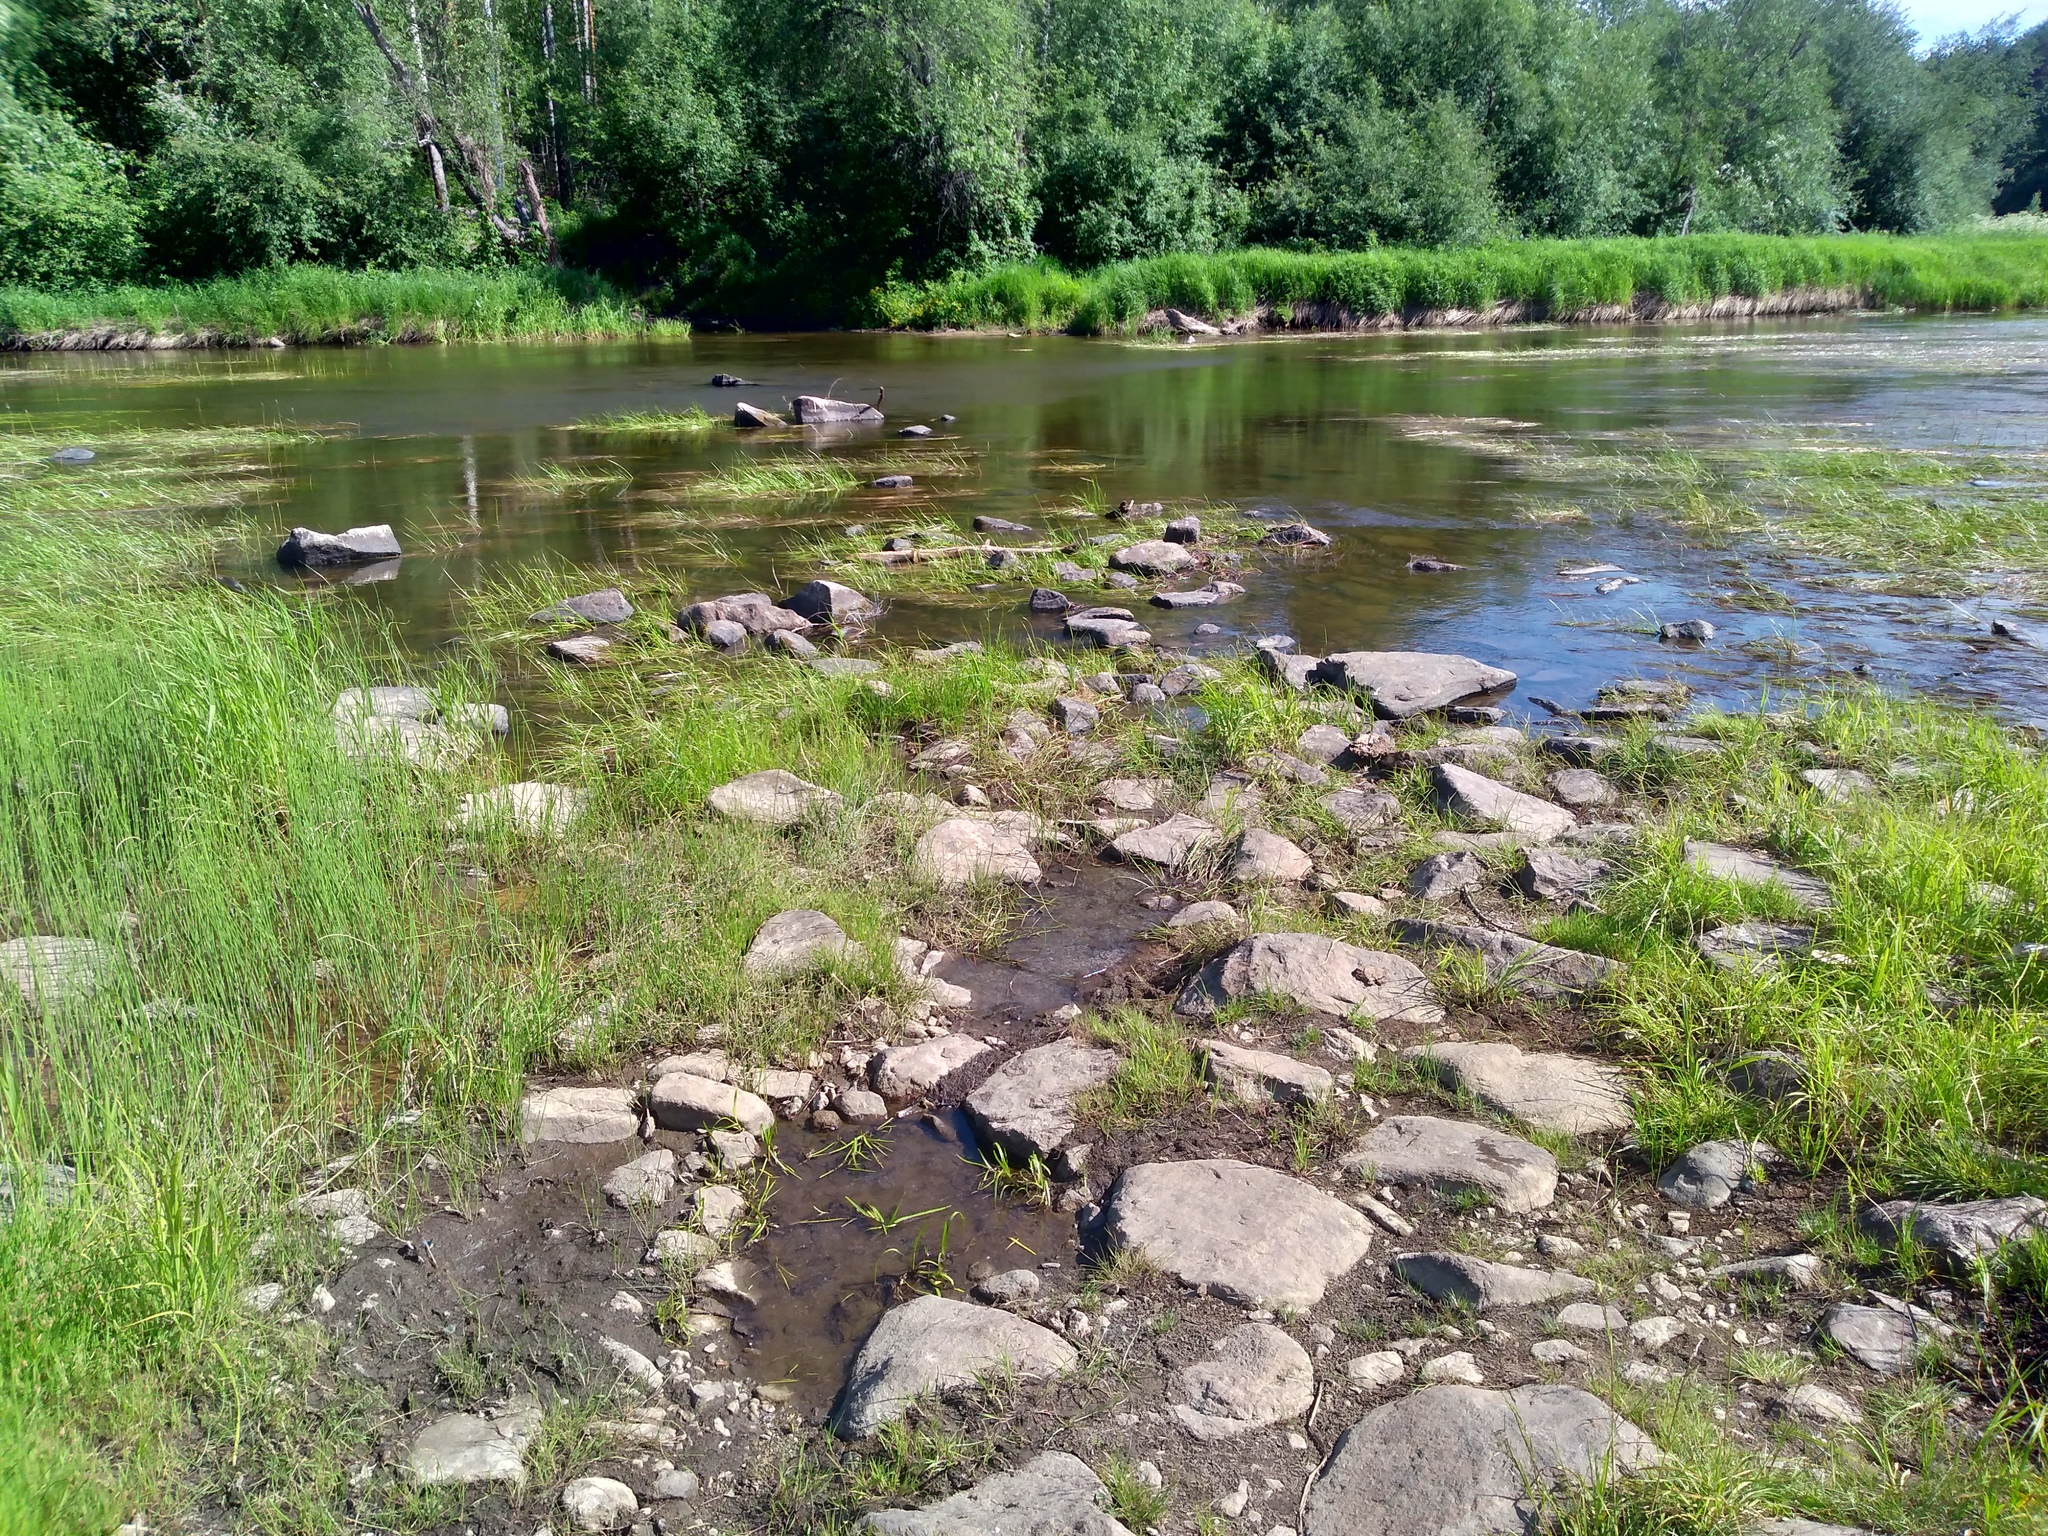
[869,231,2048,334]
[0,265,684,347]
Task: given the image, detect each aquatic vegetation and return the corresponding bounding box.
[571,406,719,433]
[509,459,633,493]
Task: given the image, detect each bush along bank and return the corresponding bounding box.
[868,231,2048,335]
[0,265,686,350]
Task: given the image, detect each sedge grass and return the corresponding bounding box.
[571,406,719,434]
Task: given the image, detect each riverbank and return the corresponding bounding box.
[868,231,2048,335]
[0,267,685,350]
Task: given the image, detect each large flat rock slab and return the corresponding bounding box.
[650,1072,776,1135]
[872,1034,994,1098]
[1341,1115,1558,1213]
[1172,1322,1315,1440]
[1303,1384,1658,1536]
[1391,1252,1593,1309]
[1175,933,1442,1024]
[521,1086,641,1144]
[743,909,859,978]
[833,1295,1076,1437]
[1313,652,1518,719]
[1100,1158,1375,1309]
[1390,920,1623,1002]
[1402,1041,1631,1135]
[1201,1040,1335,1106]
[1110,813,1221,870]
[912,818,1042,888]
[1684,840,1832,911]
[861,1450,1133,1535]
[1857,1196,2046,1269]
[405,1398,543,1485]
[1431,763,1576,842]
[966,1041,1118,1161]
[708,769,843,826]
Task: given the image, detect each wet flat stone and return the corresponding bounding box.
[1340,1115,1558,1213]
[861,1450,1132,1535]
[1101,1158,1376,1309]
[1312,652,1519,719]
[650,1072,775,1135]
[707,769,843,826]
[1172,1322,1316,1440]
[965,1040,1118,1161]
[1856,1195,2047,1270]
[1684,840,1832,911]
[834,1294,1077,1437]
[1432,763,1577,842]
[871,1034,994,1098]
[1389,920,1624,1003]
[1303,1384,1659,1536]
[1658,1139,1774,1209]
[1111,812,1222,870]
[912,818,1042,888]
[405,1398,543,1485]
[521,1086,640,1144]
[1402,1041,1631,1134]
[1391,1252,1593,1309]
[1201,1040,1335,1106]
[1175,933,1442,1024]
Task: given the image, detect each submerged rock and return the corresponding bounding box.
[278,523,402,567]
[1175,932,1442,1024]
[1313,652,1518,719]
[1100,1158,1375,1309]
[834,1295,1076,1437]
[784,579,880,626]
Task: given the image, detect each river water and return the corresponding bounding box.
[6,313,2048,715]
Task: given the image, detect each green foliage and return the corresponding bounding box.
[0,83,137,286]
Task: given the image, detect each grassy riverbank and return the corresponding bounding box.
[0,267,683,349]
[869,231,2048,334]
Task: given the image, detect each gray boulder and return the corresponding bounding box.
[1389,920,1624,1002]
[1545,768,1616,810]
[405,1398,544,1486]
[861,1451,1131,1536]
[1684,841,1832,911]
[743,909,860,978]
[1201,1040,1335,1106]
[531,588,633,625]
[1258,646,1322,693]
[1111,540,1197,577]
[834,1295,1076,1437]
[1233,828,1313,885]
[707,769,844,826]
[677,592,812,638]
[1402,1041,1631,1135]
[650,1072,775,1135]
[1341,1115,1558,1213]
[794,395,884,424]
[965,1041,1118,1161]
[1696,922,1817,974]
[1391,1252,1593,1309]
[1432,763,1576,842]
[1172,1323,1315,1440]
[1110,813,1221,870]
[520,1086,640,1144]
[1658,1140,1774,1210]
[911,818,1041,888]
[278,524,402,567]
[546,634,612,665]
[784,579,880,626]
[1408,850,1487,900]
[1298,724,1353,763]
[602,1149,678,1208]
[1323,787,1401,834]
[1515,849,1617,901]
[1820,1301,1946,1375]
[1313,652,1518,719]
[1175,933,1442,1024]
[872,1035,994,1098]
[1305,1385,1658,1536]
[1099,1158,1375,1309]
[1856,1196,2048,1270]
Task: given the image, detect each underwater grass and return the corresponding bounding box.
[868,230,2048,334]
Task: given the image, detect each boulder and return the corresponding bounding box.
[1097,777,1172,812]
[972,1268,1042,1305]
[965,1041,1118,1161]
[1258,647,1322,692]
[733,401,784,428]
[707,769,844,826]
[838,1086,889,1122]
[1801,768,1874,803]
[695,1184,748,1238]
[1704,1253,1827,1291]
[1389,920,1625,1003]
[532,588,634,625]
[1408,850,1486,900]
[1348,1351,1410,1388]
[1515,849,1617,901]
[1658,1140,1774,1210]
[1820,1302,1944,1374]
[1176,933,1442,1024]
[1313,653,1518,719]
[455,782,587,837]
[1544,768,1616,810]
[1855,1196,2048,1270]
[1166,900,1240,931]
[1297,724,1353,763]
[1112,540,1197,577]
[278,524,402,567]
[1065,613,1153,648]
[784,579,880,626]
[1696,922,1817,974]
[562,1476,638,1531]
[794,395,884,424]
[602,1149,678,1208]
[1402,1041,1631,1135]
[912,818,1041,888]
[405,1398,543,1486]
[1391,1252,1592,1309]
[1172,1323,1316,1440]
[0,936,108,1013]
[833,1295,1076,1437]
[1303,1384,1658,1536]
[650,1072,775,1135]
[1201,1041,1335,1106]
[1233,828,1313,884]
[770,629,821,659]
[1051,696,1100,735]
[1684,841,1832,911]
[1432,764,1576,842]
[1099,1158,1376,1308]
[1111,813,1221,871]
[1659,619,1715,642]
[1556,1302,1627,1335]
[521,1086,640,1144]
[872,1035,994,1099]
[861,1451,1132,1536]
[1341,1115,1557,1213]
[677,592,812,638]
[743,910,859,979]
[547,634,612,665]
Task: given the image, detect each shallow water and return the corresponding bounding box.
[7,313,2048,714]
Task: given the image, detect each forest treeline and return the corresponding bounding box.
[4,0,2048,323]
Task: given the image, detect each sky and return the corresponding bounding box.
[1898,0,2043,44]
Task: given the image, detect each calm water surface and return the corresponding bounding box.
[7,314,2048,715]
